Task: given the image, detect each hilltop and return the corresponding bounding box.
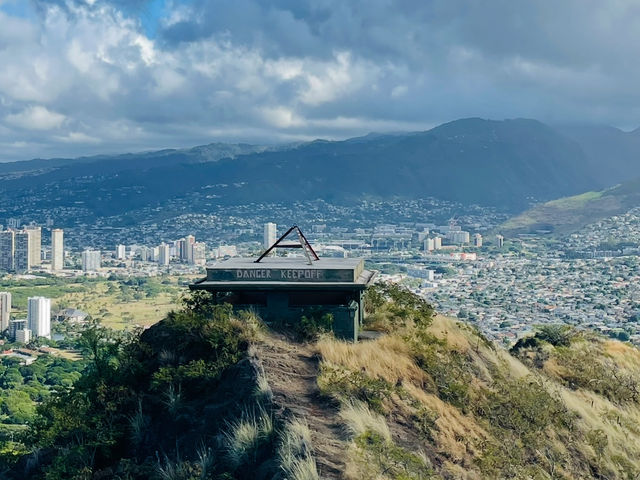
[4,285,640,479]
[501,178,640,235]
[0,119,606,223]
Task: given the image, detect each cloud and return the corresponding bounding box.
[5,106,66,130]
[0,0,640,161]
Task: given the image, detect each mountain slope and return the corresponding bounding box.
[501,178,640,234]
[0,119,603,218]
[559,125,640,186]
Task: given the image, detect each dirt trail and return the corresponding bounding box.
[255,335,347,479]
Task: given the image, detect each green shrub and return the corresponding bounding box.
[535,324,574,347]
[363,284,434,332]
[407,329,472,409]
[476,376,573,441]
[297,310,334,341]
[353,429,433,479]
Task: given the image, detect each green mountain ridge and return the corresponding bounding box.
[501,180,640,235]
[0,118,611,218]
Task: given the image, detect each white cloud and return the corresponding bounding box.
[0,0,640,161]
[5,106,66,130]
[261,106,305,128]
[54,131,101,143]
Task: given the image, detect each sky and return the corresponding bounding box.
[1,0,639,162]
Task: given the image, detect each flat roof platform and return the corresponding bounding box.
[191,257,374,290]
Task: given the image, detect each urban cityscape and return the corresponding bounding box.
[3,203,640,360]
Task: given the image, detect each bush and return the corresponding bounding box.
[476,376,573,440]
[352,430,433,480]
[296,310,334,341]
[535,324,574,347]
[363,284,434,332]
[407,329,472,409]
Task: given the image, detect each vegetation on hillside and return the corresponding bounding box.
[317,284,640,479]
[2,291,292,479]
[3,285,640,479]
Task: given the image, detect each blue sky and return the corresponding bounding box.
[0,0,639,162]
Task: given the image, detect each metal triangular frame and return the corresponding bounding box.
[255,225,320,264]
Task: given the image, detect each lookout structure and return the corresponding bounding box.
[190,226,375,341]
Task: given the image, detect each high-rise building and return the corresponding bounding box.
[14,231,30,273]
[264,223,277,250]
[434,236,442,250]
[116,244,126,260]
[28,296,51,339]
[191,242,206,266]
[139,246,152,262]
[82,249,101,272]
[473,233,483,248]
[16,328,31,344]
[6,218,20,229]
[158,243,170,266]
[448,230,470,244]
[24,226,42,266]
[424,238,435,252]
[9,319,27,341]
[0,230,15,272]
[185,235,195,262]
[0,292,11,332]
[496,234,504,248]
[51,229,64,271]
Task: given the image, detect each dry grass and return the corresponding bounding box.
[604,340,640,371]
[53,280,182,329]
[559,385,640,474]
[430,315,472,350]
[339,400,391,441]
[278,418,318,480]
[315,334,428,387]
[314,310,640,478]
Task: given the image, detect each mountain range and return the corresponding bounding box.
[1,118,640,221]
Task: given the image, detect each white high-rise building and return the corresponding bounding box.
[0,292,11,332]
[158,243,170,266]
[191,242,206,266]
[496,234,504,248]
[184,235,195,263]
[264,222,277,250]
[448,230,470,245]
[16,329,31,344]
[82,249,101,272]
[24,226,42,266]
[473,233,483,248]
[424,238,435,252]
[51,229,64,271]
[116,244,126,260]
[28,296,51,339]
